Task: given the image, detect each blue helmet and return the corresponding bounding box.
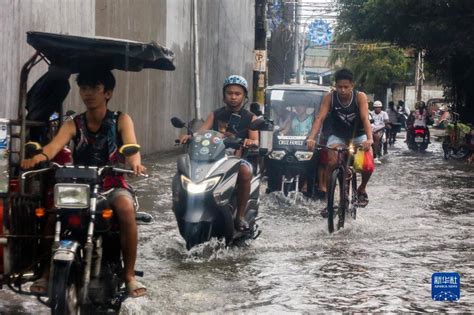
[223,75,248,95]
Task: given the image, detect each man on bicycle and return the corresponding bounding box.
[306,68,374,214]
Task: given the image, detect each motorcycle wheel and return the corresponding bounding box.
[184,223,211,250]
[50,261,81,315]
[450,146,470,160]
[327,168,345,233]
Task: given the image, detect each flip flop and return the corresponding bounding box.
[30,277,48,295]
[126,279,147,298]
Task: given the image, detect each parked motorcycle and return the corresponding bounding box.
[442,115,474,160]
[21,145,150,314]
[170,117,264,249]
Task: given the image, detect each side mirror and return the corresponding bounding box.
[250,117,274,131]
[171,117,186,129]
[119,144,141,157]
[249,117,265,130]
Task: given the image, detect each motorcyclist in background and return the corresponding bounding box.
[386,101,400,144]
[397,100,410,130]
[180,75,258,231]
[371,100,390,163]
[406,101,432,144]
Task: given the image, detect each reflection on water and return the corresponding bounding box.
[1,134,473,313]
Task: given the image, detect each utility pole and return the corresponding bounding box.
[253,0,267,105]
[415,50,424,102]
[293,0,302,83]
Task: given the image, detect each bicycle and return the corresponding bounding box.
[317,144,359,233]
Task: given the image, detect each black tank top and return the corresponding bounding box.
[72,110,124,166]
[330,89,365,139]
[212,106,254,139]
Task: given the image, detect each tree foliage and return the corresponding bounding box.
[329,46,411,99]
[334,0,474,122]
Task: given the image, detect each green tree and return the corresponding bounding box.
[329,45,411,102]
[335,0,474,123]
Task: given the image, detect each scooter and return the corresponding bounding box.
[407,126,429,152]
[170,117,266,250]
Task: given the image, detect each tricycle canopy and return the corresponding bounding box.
[27,31,175,72]
[265,84,330,137]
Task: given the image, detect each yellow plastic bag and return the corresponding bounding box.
[353,149,365,172]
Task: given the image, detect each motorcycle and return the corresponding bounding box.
[170,117,265,250]
[21,149,151,313]
[0,31,174,314]
[407,126,430,151]
[372,127,387,158]
[442,114,474,160]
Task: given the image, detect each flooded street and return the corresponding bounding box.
[1,133,473,313]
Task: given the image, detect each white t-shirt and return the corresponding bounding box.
[371,111,389,132]
[413,109,428,127]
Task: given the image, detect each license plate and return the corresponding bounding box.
[415,137,423,143]
[278,139,304,146]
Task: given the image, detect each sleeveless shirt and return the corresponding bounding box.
[330,89,365,139]
[212,106,254,139]
[72,110,127,190]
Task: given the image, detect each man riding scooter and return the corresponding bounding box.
[180,75,258,231]
[371,100,390,163]
[21,69,147,298]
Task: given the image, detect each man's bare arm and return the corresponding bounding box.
[21,120,76,169]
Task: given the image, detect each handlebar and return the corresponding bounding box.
[315,144,363,152]
[21,163,148,180]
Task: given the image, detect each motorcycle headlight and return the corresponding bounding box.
[54,184,90,209]
[180,175,221,194]
[269,150,286,160]
[295,151,314,161]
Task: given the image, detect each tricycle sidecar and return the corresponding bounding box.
[0,31,174,311]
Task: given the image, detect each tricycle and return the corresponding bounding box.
[0,31,174,313]
[263,84,330,198]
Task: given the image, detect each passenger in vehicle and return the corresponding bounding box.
[290,104,314,136]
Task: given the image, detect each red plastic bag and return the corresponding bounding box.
[362,150,375,172]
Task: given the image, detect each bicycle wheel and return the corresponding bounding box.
[348,169,358,220]
[327,167,346,233]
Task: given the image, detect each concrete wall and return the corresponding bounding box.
[0,0,95,119]
[391,82,444,111]
[1,0,255,154]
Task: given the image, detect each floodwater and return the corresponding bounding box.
[1,133,473,313]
